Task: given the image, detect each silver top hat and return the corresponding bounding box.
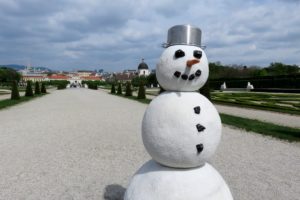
[162,24,203,48]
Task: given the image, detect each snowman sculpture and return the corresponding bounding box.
[124,25,233,200]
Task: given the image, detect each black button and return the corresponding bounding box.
[194,106,200,114]
[196,144,204,154]
[181,74,188,80]
[196,124,205,132]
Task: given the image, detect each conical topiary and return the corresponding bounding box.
[117,83,122,95]
[199,80,211,100]
[111,83,116,94]
[34,82,41,95]
[25,81,34,97]
[125,81,132,96]
[11,80,20,100]
[41,82,47,93]
[137,83,146,99]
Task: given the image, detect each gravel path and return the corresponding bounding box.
[0,88,299,200]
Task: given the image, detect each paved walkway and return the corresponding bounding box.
[0,89,299,200]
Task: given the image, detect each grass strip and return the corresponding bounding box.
[0,94,46,110]
[220,113,300,142]
[212,99,300,115]
[110,92,300,142]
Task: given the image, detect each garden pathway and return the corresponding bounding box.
[0,88,299,200]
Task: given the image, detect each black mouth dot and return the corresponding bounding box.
[174,71,181,78]
[196,144,204,154]
[195,70,202,77]
[188,74,195,80]
[181,74,188,80]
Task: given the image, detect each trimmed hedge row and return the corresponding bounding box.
[210,74,300,89]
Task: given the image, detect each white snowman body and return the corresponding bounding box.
[142,91,221,168]
[125,25,233,200]
[124,160,233,200]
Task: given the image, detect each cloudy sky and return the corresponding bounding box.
[0,0,299,72]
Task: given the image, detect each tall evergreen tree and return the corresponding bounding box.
[35,82,41,94]
[25,81,34,97]
[199,80,211,100]
[11,80,20,100]
[125,81,132,96]
[41,82,47,93]
[111,83,116,94]
[137,83,146,99]
[117,83,122,95]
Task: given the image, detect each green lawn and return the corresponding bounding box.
[0,94,46,110]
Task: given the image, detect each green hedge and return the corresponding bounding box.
[210,74,300,89]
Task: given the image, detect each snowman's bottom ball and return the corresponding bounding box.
[142,92,222,168]
[124,160,233,200]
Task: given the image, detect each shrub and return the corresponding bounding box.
[117,83,122,95]
[88,82,98,90]
[137,83,146,99]
[11,80,20,100]
[111,83,116,94]
[57,83,67,90]
[35,82,41,94]
[125,81,132,96]
[25,81,34,97]
[41,82,47,93]
[199,80,211,100]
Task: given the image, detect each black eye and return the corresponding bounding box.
[194,50,202,59]
[174,49,185,58]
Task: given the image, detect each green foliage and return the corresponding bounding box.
[11,80,20,100]
[25,81,34,97]
[147,73,158,87]
[199,80,211,100]
[131,76,147,87]
[137,83,146,99]
[35,82,41,94]
[111,83,116,94]
[117,83,122,94]
[87,82,98,90]
[82,80,107,86]
[0,67,21,83]
[41,82,47,93]
[57,83,67,90]
[44,80,69,86]
[125,81,132,96]
[267,62,299,76]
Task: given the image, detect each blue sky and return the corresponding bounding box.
[0,0,299,72]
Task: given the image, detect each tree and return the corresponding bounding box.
[137,83,146,99]
[199,80,211,100]
[111,83,116,94]
[35,82,41,94]
[41,82,47,93]
[0,67,21,83]
[117,83,122,95]
[25,81,34,97]
[125,81,132,96]
[11,80,20,100]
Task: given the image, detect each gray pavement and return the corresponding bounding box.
[0,88,299,200]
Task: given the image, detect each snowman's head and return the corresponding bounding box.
[156,45,209,92]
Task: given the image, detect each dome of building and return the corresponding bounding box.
[138,59,149,70]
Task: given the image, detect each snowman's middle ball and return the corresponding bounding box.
[156,45,209,92]
[142,92,222,168]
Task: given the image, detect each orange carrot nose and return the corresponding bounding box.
[187,59,200,68]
